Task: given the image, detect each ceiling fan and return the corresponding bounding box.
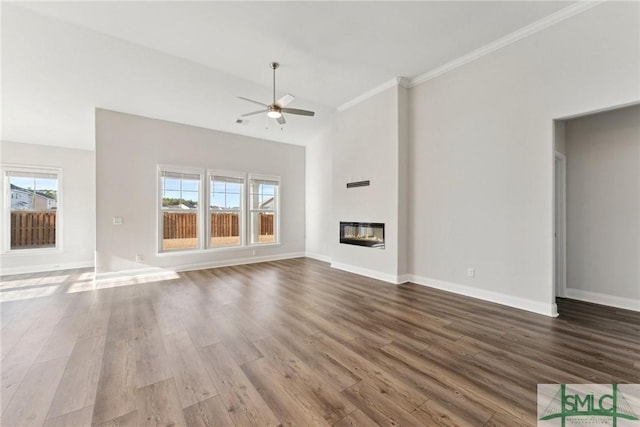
[238,62,315,125]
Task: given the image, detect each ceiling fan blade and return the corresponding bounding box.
[238,96,268,107]
[281,108,315,117]
[241,109,265,117]
[276,115,286,125]
[275,94,295,108]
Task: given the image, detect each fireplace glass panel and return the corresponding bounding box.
[340,222,385,249]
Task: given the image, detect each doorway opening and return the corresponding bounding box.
[553,103,640,314]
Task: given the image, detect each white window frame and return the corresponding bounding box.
[248,174,280,246]
[2,164,63,255]
[157,165,205,253]
[207,170,246,250]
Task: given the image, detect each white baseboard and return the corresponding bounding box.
[95,252,306,283]
[0,261,94,276]
[396,274,411,284]
[330,261,406,285]
[304,252,332,263]
[408,274,558,317]
[173,251,306,273]
[565,288,640,312]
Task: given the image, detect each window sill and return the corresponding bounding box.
[248,242,281,248]
[2,248,61,257]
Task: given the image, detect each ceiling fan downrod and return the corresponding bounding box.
[270,62,279,105]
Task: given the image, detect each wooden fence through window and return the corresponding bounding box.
[163,212,274,239]
[212,212,239,237]
[259,213,274,236]
[163,212,199,239]
[10,210,57,249]
[11,210,274,248]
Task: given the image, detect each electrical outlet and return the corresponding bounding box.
[252,250,256,256]
[136,254,143,262]
[113,216,123,225]
[467,268,475,277]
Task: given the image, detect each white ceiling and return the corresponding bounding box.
[1,1,574,150]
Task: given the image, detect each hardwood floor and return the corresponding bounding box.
[1,258,638,426]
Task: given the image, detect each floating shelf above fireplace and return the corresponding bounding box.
[340,222,385,249]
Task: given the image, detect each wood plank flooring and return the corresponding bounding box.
[1,258,638,426]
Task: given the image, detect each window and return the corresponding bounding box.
[209,174,244,248]
[160,168,202,251]
[249,175,279,245]
[157,167,280,253]
[3,167,61,252]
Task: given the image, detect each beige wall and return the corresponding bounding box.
[565,105,640,305]
[95,109,305,276]
[396,85,410,278]
[409,1,639,315]
[305,127,333,261]
[330,85,407,281]
[0,141,95,274]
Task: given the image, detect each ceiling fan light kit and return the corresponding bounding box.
[238,61,315,125]
[267,105,282,119]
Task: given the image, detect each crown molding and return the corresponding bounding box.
[397,77,411,89]
[335,1,604,110]
[337,77,408,112]
[409,0,606,88]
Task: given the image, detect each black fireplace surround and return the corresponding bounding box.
[340,222,385,249]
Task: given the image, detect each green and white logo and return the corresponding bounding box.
[538,384,640,426]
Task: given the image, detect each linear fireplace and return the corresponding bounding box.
[340,222,385,249]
